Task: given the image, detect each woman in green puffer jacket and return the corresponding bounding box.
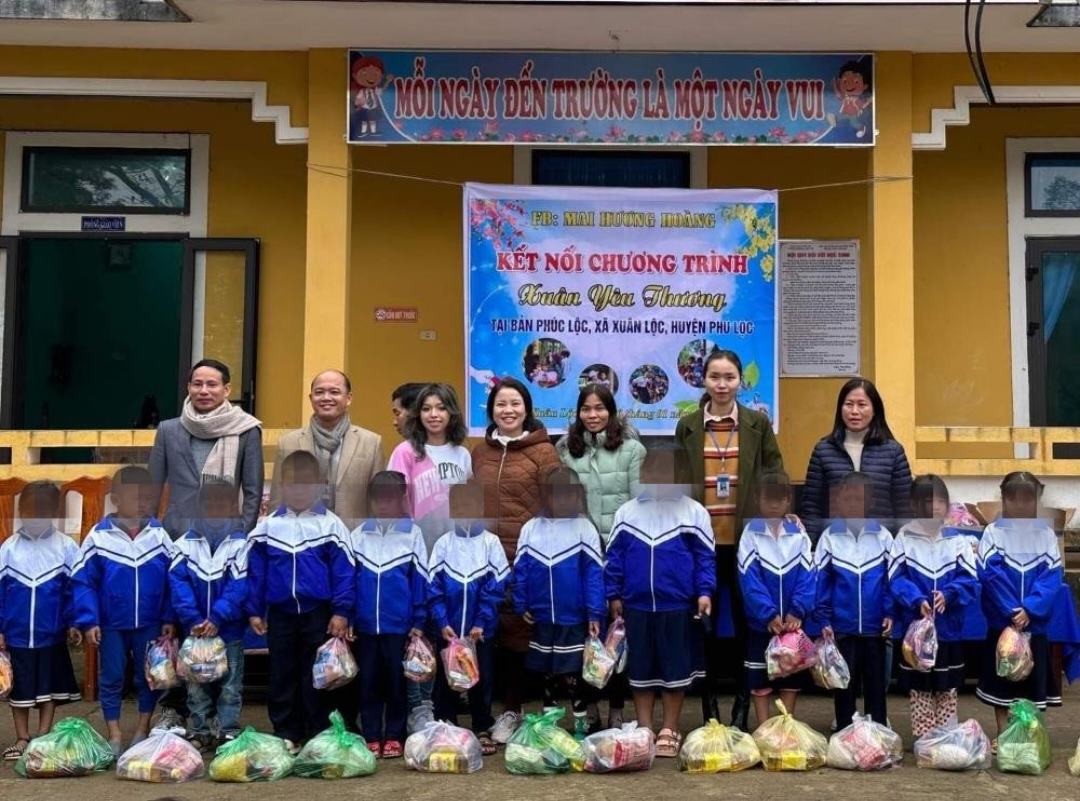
[556,383,645,729]
[556,384,646,543]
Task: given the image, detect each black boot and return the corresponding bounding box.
[700,690,722,725]
[730,693,750,732]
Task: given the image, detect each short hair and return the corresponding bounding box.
[837,471,875,490]
[112,465,152,487]
[369,470,407,497]
[540,465,586,517]
[20,480,62,516]
[1000,471,1044,498]
[449,481,485,518]
[279,450,322,482]
[757,470,793,502]
[911,474,949,513]
[311,369,352,393]
[189,358,231,385]
[392,382,427,408]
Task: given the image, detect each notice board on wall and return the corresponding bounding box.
[779,240,860,377]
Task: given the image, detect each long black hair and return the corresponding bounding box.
[565,384,625,459]
[698,349,743,408]
[403,383,468,458]
[911,474,949,518]
[485,376,542,434]
[829,378,895,447]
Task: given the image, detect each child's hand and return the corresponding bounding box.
[608,599,623,620]
[67,628,83,647]
[784,513,803,527]
[0,633,5,650]
[442,625,456,642]
[588,620,601,638]
[327,615,349,639]
[697,596,712,618]
[86,626,102,646]
[767,615,783,635]
[195,620,218,638]
[249,617,268,636]
[919,600,932,618]
[468,626,484,642]
[161,623,176,639]
[882,617,893,637]
[1012,609,1030,630]
[822,625,834,640]
[783,614,802,632]
[345,626,355,643]
[522,611,535,625]
[409,627,424,640]
[932,590,946,614]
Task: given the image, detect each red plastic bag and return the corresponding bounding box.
[441,637,479,691]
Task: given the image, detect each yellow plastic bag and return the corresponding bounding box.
[678,718,760,773]
[1068,738,1080,776]
[751,699,827,771]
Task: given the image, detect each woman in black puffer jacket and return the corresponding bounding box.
[800,378,912,539]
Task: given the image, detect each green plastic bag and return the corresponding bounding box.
[996,700,1051,775]
[208,726,294,782]
[505,707,585,774]
[294,710,377,779]
[15,717,115,778]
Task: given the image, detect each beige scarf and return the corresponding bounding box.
[180,397,262,482]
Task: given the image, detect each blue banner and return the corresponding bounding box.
[464,184,779,435]
[349,51,873,146]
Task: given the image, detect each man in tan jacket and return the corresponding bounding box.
[271,370,384,527]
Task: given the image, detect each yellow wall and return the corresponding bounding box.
[913,105,1080,429]
[345,146,869,477]
[0,96,307,427]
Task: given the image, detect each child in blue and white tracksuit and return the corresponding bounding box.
[512,466,605,738]
[245,450,354,748]
[604,448,715,753]
[977,471,1076,738]
[168,480,248,748]
[737,472,816,727]
[0,481,81,758]
[72,466,175,752]
[889,474,978,738]
[428,482,508,740]
[814,472,894,729]
[346,471,428,756]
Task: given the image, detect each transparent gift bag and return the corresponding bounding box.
[765,629,817,680]
[902,617,938,672]
[116,726,204,783]
[811,633,851,690]
[441,637,480,692]
[207,727,295,782]
[582,722,655,773]
[312,636,358,691]
[995,626,1034,682]
[826,713,903,771]
[913,719,992,771]
[15,718,116,778]
[402,632,437,683]
[144,636,181,691]
[404,721,483,774]
[0,648,12,701]
[177,635,228,684]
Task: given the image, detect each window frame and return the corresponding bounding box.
[20,146,192,215]
[1024,152,1080,218]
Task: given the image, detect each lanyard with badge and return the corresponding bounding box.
[707,422,737,499]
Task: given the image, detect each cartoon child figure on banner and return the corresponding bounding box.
[827,58,872,141]
[351,54,391,138]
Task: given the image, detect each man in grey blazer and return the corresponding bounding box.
[149,359,265,537]
[271,369,384,528]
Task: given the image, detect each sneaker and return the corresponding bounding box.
[154,707,186,733]
[407,700,435,735]
[490,711,522,744]
[572,714,588,742]
[283,739,301,757]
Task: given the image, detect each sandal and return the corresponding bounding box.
[656,728,682,758]
[366,740,382,757]
[478,732,497,755]
[991,738,998,756]
[382,739,403,759]
[3,739,29,761]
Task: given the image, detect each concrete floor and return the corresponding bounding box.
[1,688,1079,800]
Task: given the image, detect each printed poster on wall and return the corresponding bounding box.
[779,240,860,377]
[349,51,874,146]
[464,183,779,435]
